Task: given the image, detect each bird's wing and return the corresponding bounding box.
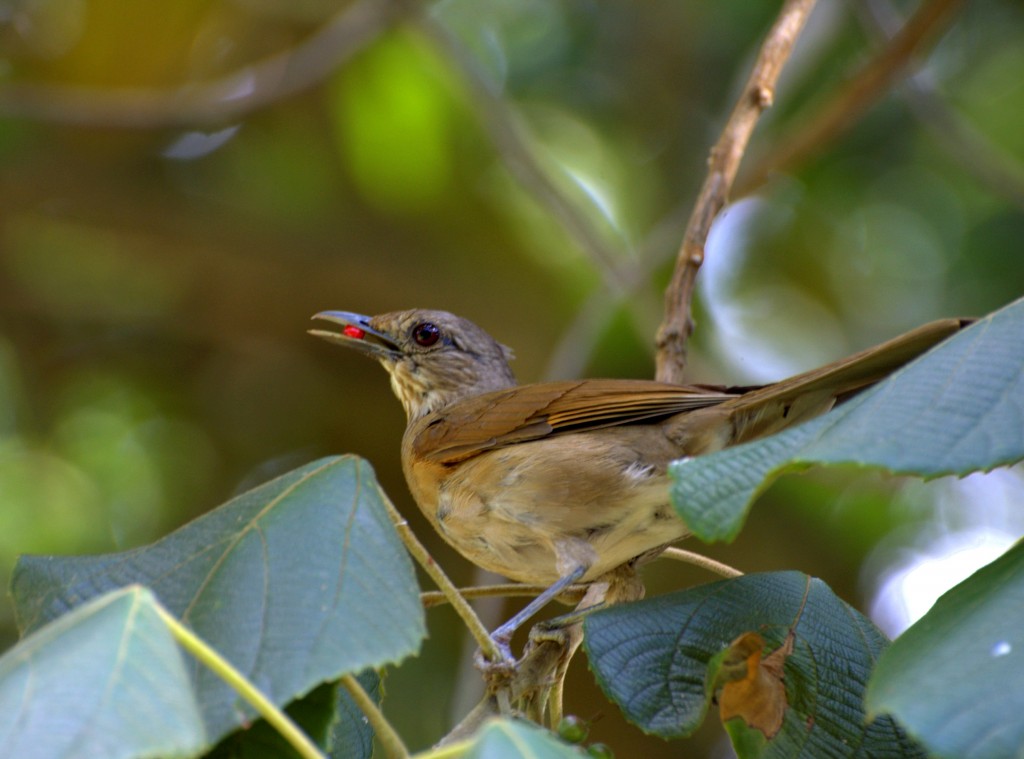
[411,317,973,464]
[410,379,737,464]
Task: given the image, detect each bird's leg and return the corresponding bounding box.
[489,537,599,653]
[505,565,642,726]
[488,564,588,654]
[520,602,589,727]
[480,562,646,724]
[475,568,588,716]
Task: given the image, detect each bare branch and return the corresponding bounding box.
[655,0,819,384]
[420,583,587,609]
[736,0,967,198]
[856,0,1024,210]
[0,0,399,128]
[659,547,744,578]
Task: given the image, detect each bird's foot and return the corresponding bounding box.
[473,632,517,681]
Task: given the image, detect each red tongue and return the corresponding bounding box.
[343,325,366,339]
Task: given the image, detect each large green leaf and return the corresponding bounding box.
[10,455,424,746]
[583,572,924,757]
[866,541,1024,758]
[0,586,205,759]
[410,718,582,759]
[671,297,1024,541]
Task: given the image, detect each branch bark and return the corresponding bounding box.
[655,0,818,384]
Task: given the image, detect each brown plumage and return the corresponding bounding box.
[310,309,968,633]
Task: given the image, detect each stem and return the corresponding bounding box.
[375,485,504,662]
[420,583,587,609]
[416,738,475,758]
[660,547,744,578]
[339,674,410,759]
[736,0,966,197]
[152,604,326,759]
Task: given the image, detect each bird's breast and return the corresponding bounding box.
[402,428,689,584]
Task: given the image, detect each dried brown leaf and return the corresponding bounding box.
[718,631,794,738]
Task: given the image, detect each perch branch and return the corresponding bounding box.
[376,486,504,663]
[660,547,744,578]
[421,583,588,609]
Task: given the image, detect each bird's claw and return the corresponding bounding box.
[475,632,515,669]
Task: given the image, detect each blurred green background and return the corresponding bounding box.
[1,0,1022,755]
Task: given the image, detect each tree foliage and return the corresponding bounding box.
[1,1,1023,757]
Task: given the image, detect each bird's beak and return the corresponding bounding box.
[308,311,401,360]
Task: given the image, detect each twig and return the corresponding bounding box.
[0,0,399,127]
[339,673,411,759]
[420,583,588,609]
[374,484,504,663]
[855,0,1024,210]
[153,602,326,759]
[659,547,744,579]
[735,0,967,198]
[655,0,818,384]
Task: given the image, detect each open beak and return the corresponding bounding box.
[309,311,401,360]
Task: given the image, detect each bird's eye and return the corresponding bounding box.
[412,322,441,347]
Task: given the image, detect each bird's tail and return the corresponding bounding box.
[673,317,972,452]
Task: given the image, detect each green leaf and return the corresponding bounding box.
[413,718,580,759]
[583,571,924,757]
[671,297,1024,541]
[329,670,380,759]
[461,718,582,758]
[10,455,424,746]
[866,541,1024,758]
[0,586,206,759]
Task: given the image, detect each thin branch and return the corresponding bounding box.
[660,547,744,579]
[339,674,411,759]
[855,0,1024,210]
[655,0,818,384]
[153,603,326,759]
[0,0,399,127]
[420,583,588,609]
[375,485,505,663]
[735,0,967,198]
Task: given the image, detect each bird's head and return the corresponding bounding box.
[310,309,517,421]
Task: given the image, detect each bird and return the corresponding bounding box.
[310,309,967,644]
